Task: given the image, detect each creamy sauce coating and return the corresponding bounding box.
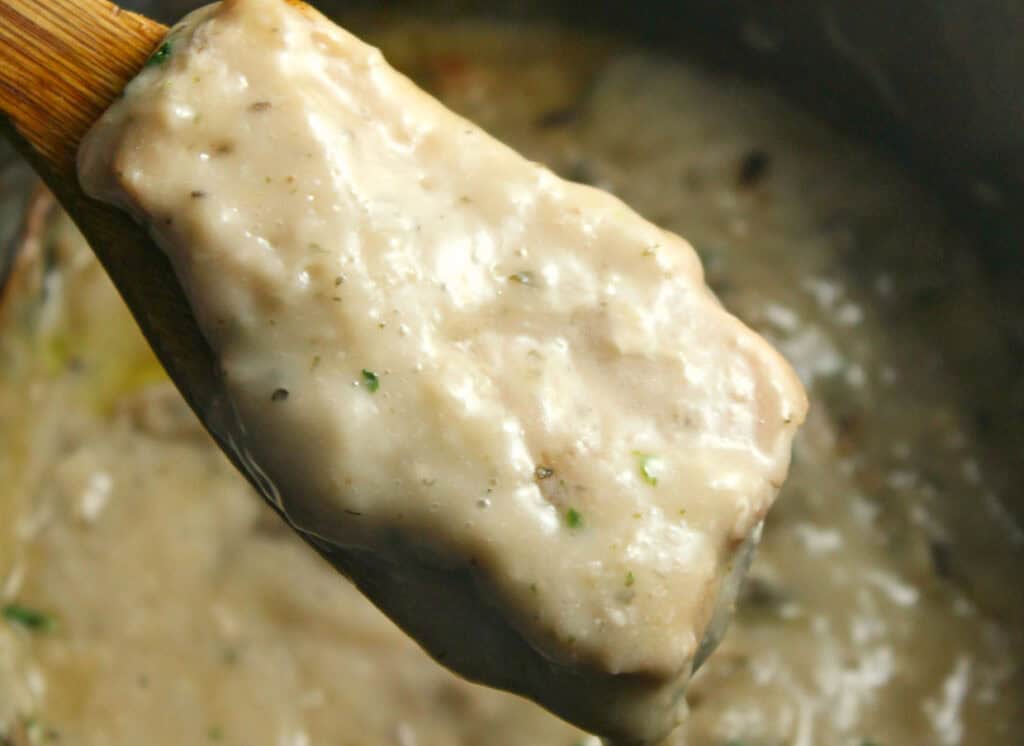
[2,8,1022,746]
[76,0,805,741]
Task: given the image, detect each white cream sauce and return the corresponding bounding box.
[1,7,1021,746]
[75,0,805,741]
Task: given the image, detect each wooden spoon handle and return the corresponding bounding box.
[0,0,166,180]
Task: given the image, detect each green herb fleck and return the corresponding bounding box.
[565,508,583,529]
[361,369,380,393]
[625,571,635,587]
[529,583,538,593]
[3,604,55,633]
[508,271,536,285]
[208,726,224,741]
[146,41,173,67]
[18,716,58,745]
[633,451,661,486]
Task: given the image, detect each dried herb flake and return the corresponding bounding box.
[633,451,661,486]
[2,603,55,632]
[361,369,380,393]
[146,41,173,67]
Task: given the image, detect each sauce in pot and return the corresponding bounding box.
[1,5,1022,746]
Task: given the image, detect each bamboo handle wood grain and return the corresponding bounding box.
[0,0,167,181]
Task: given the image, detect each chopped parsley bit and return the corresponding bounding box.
[208,725,224,741]
[534,465,554,480]
[145,40,173,67]
[625,571,635,587]
[270,387,289,402]
[361,369,380,393]
[565,507,583,529]
[678,508,687,517]
[14,716,60,746]
[508,271,536,286]
[633,451,661,486]
[529,582,538,593]
[2,603,55,632]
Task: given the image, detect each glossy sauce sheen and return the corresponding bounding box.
[76,0,805,741]
[3,7,1022,746]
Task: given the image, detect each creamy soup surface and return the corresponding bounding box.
[1,6,1022,746]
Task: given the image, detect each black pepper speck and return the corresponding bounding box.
[738,149,771,187]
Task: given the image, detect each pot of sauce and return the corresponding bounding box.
[1,1,1021,745]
